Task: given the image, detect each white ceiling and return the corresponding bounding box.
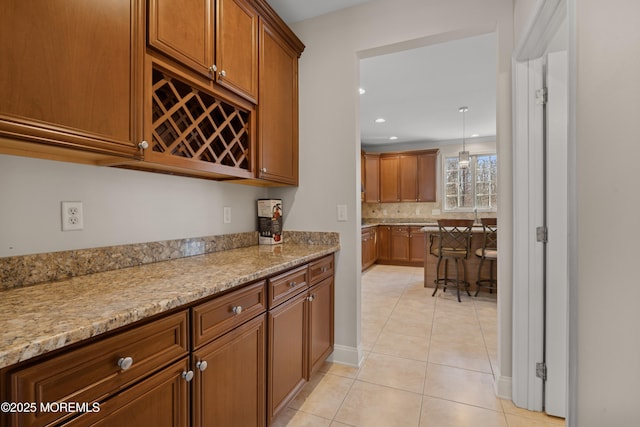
[266,0,497,147]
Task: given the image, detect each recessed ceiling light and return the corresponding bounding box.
[359,88,366,95]
[471,133,480,137]
[375,118,386,123]
[389,136,398,140]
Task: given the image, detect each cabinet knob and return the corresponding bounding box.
[209,64,217,73]
[232,305,243,315]
[138,140,149,150]
[196,360,208,372]
[117,356,134,371]
[289,281,297,287]
[308,294,315,302]
[219,70,226,77]
[182,370,194,382]
[321,267,328,273]
[261,167,267,173]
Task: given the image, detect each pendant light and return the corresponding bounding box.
[458,106,470,169]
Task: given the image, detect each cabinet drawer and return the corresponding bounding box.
[309,254,334,285]
[192,280,267,348]
[7,310,189,427]
[268,265,308,308]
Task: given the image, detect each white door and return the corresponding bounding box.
[544,50,568,418]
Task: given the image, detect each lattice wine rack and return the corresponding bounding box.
[150,68,252,175]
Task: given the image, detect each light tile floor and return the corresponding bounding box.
[272,265,565,427]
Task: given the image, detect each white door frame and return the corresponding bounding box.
[511,0,567,413]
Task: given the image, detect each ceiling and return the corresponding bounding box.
[266,0,497,147]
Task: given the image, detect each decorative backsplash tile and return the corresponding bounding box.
[0,230,340,291]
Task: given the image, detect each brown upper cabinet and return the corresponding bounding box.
[0,0,304,186]
[0,0,144,160]
[363,153,381,203]
[148,0,259,103]
[374,149,438,203]
[257,19,301,185]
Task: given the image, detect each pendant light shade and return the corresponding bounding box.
[458,106,470,169]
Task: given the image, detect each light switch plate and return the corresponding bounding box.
[337,204,348,222]
[223,207,231,224]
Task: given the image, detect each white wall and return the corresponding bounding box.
[571,1,640,425]
[273,0,514,375]
[0,154,268,257]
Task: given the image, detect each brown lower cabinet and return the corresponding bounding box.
[1,254,335,427]
[267,254,335,424]
[372,225,425,267]
[193,314,267,427]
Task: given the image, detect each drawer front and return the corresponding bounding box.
[309,254,334,285]
[268,265,308,308]
[8,310,189,427]
[192,280,267,348]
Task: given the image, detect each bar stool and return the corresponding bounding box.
[429,219,474,302]
[475,217,497,296]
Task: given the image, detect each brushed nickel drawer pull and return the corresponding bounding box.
[117,356,133,371]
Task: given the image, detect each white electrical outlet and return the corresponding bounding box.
[61,201,84,231]
[223,206,231,224]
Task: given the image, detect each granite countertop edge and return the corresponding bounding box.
[0,243,339,369]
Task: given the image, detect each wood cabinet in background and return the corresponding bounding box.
[361,227,378,270]
[363,153,380,203]
[390,226,411,262]
[379,156,400,202]
[417,151,438,202]
[367,149,438,203]
[377,226,392,263]
[0,0,144,160]
[409,226,426,264]
[374,225,426,267]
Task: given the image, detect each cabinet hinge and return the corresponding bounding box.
[535,87,548,105]
[536,226,548,243]
[536,362,547,381]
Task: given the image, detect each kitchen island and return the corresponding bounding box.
[421,225,496,293]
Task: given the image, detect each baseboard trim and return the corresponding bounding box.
[495,373,513,400]
[327,344,363,368]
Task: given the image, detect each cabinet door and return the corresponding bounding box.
[409,226,426,264]
[308,277,334,377]
[268,292,308,423]
[63,358,190,427]
[417,151,438,202]
[216,0,259,102]
[258,20,299,185]
[377,226,391,261]
[193,314,266,427]
[399,154,418,201]
[379,156,400,202]
[390,226,410,262]
[364,154,381,203]
[148,0,213,78]
[0,0,142,158]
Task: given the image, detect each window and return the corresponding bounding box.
[444,154,497,211]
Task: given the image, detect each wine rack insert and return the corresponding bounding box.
[151,68,251,172]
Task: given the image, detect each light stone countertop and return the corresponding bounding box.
[0,243,339,369]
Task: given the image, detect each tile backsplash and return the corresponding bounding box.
[362,202,494,222]
[0,230,339,290]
